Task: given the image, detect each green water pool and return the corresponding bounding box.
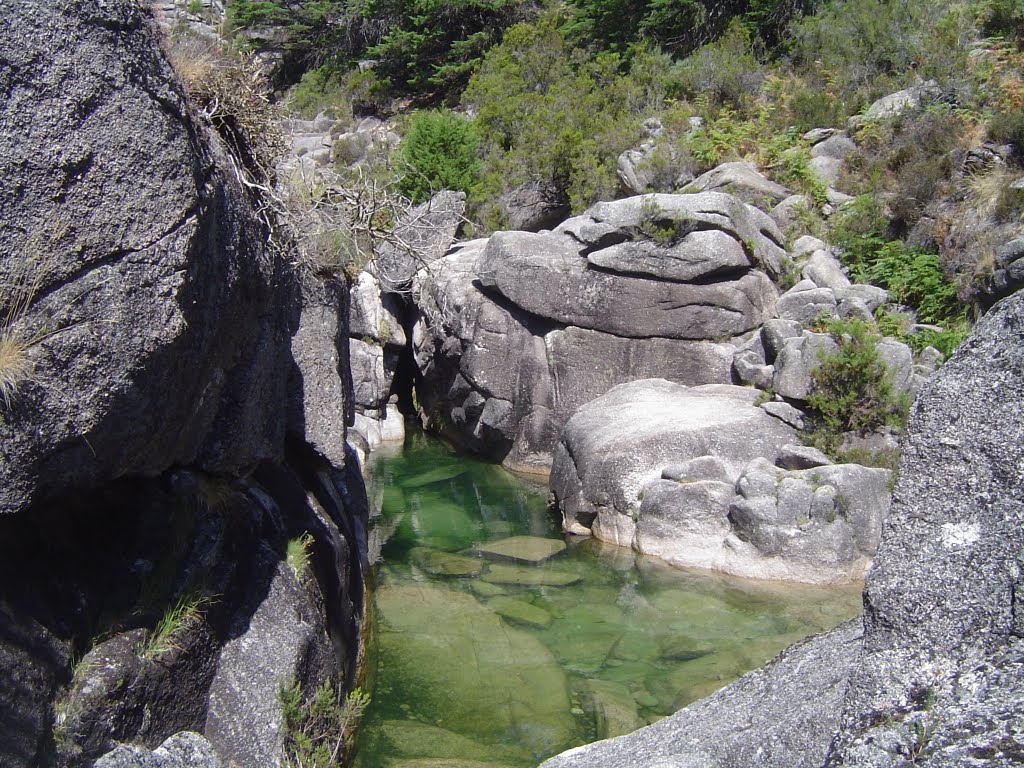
[354,430,861,767]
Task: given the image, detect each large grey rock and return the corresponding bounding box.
[96,732,223,768]
[860,81,941,122]
[727,458,891,583]
[810,134,856,160]
[688,162,791,207]
[349,271,406,348]
[289,278,351,468]
[776,281,838,325]
[479,230,778,340]
[569,192,787,278]
[0,0,297,516]
[205,554,334,768]
[825,288,1024,767]
[540,620,865,768]
[413,243,737,473]
[550,380,797,547]
[801,249,851,291]
[586,229,750,282]
[772,332,839,400]
[500,180,569,232]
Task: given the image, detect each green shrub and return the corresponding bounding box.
[463,17,646,227]
[398,109,481,203]
[281,680,370,768]
[866,243,963,324]
[806,318,908,454]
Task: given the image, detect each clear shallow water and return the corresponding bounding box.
[355,430,861,768]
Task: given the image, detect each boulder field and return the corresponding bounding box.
[345,181,931,584]
[540,287,1024,767]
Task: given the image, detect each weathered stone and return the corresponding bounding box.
[662,456,735,485]
[500,180,570,232]
[732,350,775,389]
[808,156,843,187]
[860,81,941,122]
[474,536,567,564]
[0,0,297,516]
[350,338,390,411]
[769,194,812,230]
[761,319,804,362]
[205,554,334,768]
[572,192,788,278]
[374,191,466,291]
[551,380,797,546]
[776,284,838,326]
[289,279,351,469]
[810,134,856,160]
[760,401,808,430]
[480,231,778,340]
[802,249,851,291]
[826,289,1024,766]
[772,332,839,401]
[689,162,791,206]
[349,271,407,348]
[587,230,750,282]
[776,444,833,470]
[835,283,889,312]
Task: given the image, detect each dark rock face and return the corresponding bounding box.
[540,289,1024,766]
[0,3,366,768]
[0,0,295,515]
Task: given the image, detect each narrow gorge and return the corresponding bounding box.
[1,1,1023,768]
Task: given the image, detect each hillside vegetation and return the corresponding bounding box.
[226,0,1024,328]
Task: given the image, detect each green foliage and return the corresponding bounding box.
[398,109,481,203]
[287,533,315,577]
[866,243,963,324]
[281,680,370,768]
[673,20,765,110]
[975,0,1024,45]
[286,66,348,120]
[787,0,974,112]
[144,593,207,658]
[806,318,908,454]
[463,18,648,226]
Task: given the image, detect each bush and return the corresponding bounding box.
[806,318,908,454]
[463,17,648,227]
[398,109,481,203]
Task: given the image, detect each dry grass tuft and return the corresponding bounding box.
[0,332,33,409]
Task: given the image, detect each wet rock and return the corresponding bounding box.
[586,679,646,739]
[361,719,530,764]
[376,583,575,754]
[480,563,584,588]
[540,620,864,768]
[489,596,553,629]
[411,548,484,578]
[474,536,567,564]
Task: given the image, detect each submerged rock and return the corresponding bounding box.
[474,536,567,564]
[375,583,576,755]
